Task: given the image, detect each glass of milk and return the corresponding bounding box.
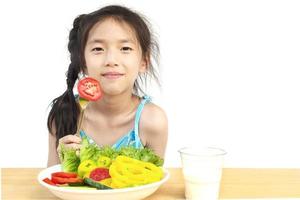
[178,147,226,200]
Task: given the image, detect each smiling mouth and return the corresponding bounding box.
[101,72,124,79]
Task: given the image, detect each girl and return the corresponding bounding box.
[47,5,168,167]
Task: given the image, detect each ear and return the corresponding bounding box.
[139,56,149,73]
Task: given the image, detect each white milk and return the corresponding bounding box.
[184,175,221,200]
[179,147,226,200]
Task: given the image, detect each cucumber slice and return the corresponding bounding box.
[84,178,112,190]
[68,182,85,186]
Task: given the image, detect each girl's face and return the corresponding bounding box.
[84,18,147,96]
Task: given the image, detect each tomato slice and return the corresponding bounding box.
[43,178,56,186]
[89,168,111,181]
[78,77,102,101]
[51,172,77,179]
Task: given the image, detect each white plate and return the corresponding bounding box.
[37,164,170,200]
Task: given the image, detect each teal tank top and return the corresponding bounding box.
[79,95,151,150]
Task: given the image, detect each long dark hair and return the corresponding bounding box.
[47,5,160,146]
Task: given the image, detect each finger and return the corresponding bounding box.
[59,135,82,144]
[64,143,82,150]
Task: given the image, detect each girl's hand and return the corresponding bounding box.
[57,134,82,154]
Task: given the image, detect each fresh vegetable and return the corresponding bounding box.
[109,155,163,188]
[68,182,85,186]
[51,176,83,185]
[52,176,83,185]
[50,171,83,185]
[97,146,120,160]
[56,136,165,189]
[119,146,164,167]
[77,160,97,178]
[79,137,164,167]
[43,178,56,186]
[59,137,163,170]
[80,137,101,163]
[84,178,112,190]
[59,137,164,177]
[97,156,111,168]
[89,168,111,181]
[58,143,80,173]
[51,172,77,179]
[77,77,102,101]
[99,178,113,188]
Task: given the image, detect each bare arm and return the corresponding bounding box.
[47,132,60,167]
[140,104,168,159]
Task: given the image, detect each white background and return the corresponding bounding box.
[0,0,299,168]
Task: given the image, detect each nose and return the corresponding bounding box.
[104,49,118,67]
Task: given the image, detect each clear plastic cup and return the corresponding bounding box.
[178,147,226,200]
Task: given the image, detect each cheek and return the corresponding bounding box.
[85,57,104,75]
[126,56,143,71]
[85,55,98,66]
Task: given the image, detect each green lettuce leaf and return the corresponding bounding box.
[118,146,164,166]
[79,138,164,166]
[79,136,101,163]
[97,146,120,159]
[59,144,80,172]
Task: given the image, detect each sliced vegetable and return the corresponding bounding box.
[97,156,112,168]
[80,137,101,163]
[51,172,77,179]
[78,137,164,167]
[109,155,163,188]
[77,159,97,178]
[89,168,111,181]
[43,178,56,186]
[51,176,83,185]
[58,143,80,173]
[99,178,113,188]
[77,77,102,101]
[84,178,112,190]
[68,182,85,186]
[119,146,164,167]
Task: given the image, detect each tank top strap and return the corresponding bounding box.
[134,95,152,136]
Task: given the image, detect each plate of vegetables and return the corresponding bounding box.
[38,137,170,200]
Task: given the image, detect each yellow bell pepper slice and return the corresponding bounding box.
[109,155,164,188]
[97,156,112,168]
[77,159,97,178]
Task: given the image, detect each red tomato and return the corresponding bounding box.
[78,77,102,101]
[51,176,83,185]
[43,178,56,186]
[51,172,77,179]
[89,168,111,181]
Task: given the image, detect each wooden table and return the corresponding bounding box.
[2,168,300,199]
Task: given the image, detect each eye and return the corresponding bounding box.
[121,47,133,52]
[92,47,104,52]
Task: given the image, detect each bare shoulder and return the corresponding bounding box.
[139,103,168,132]
[139,102,168,157]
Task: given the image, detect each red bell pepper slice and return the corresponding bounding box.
[49,171,82,185]
[51,176,83,185]
[43,178,56,186]
[77,77,102,101]
[51,172,77,179]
